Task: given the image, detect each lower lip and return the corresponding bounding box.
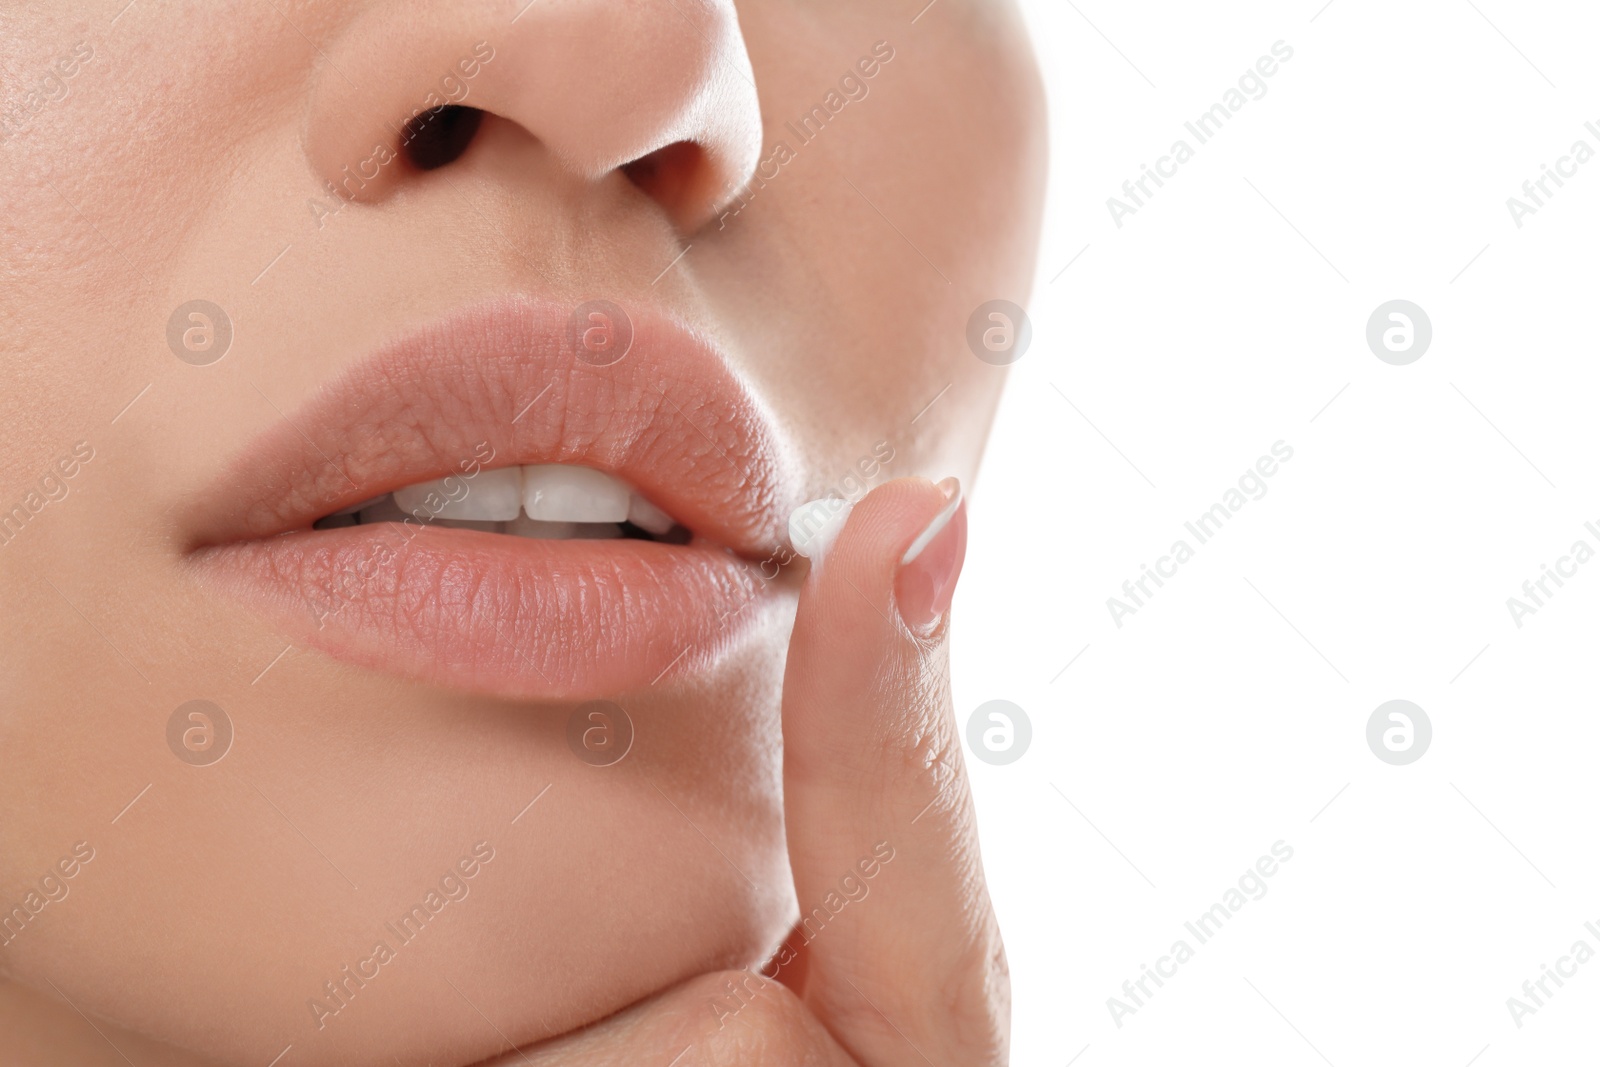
[194,525,772,700]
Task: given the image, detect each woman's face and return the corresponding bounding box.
[0,1,1043,1063]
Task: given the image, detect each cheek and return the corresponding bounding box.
[0,2,312,466]
[726,1,1043,443]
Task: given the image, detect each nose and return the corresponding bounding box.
[302,0,763,234]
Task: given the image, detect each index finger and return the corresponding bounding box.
[777,477,1008,1066]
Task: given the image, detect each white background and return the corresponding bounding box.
[956,2,1600,1064]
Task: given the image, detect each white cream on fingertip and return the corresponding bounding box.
[788,495,854,559]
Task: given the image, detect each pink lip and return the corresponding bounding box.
[188,296,794,700]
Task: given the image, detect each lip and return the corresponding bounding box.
[188,296,794,700]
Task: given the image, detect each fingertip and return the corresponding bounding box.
[896,482,966,633]
[816,478,955,588]
[781,479,960,739]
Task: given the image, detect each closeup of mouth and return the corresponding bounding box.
[188,296,795,701]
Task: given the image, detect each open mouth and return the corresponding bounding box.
[189,296,796,701]
[312,463,695,545]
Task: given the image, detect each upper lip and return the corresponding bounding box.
[187,295,792,557]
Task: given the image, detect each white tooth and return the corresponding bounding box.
[627,494,675,535]
[393,467,523,521]
[506,516,579,540]
[521,465,631,523]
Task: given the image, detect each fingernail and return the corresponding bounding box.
[895,477,966,631]
[788,494,854,560]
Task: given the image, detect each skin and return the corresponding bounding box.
[0,1,1045,1064]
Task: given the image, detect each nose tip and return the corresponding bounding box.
[301,0,763,233]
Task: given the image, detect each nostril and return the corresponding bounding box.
[402,105,485,171]
[621,140,708,219]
